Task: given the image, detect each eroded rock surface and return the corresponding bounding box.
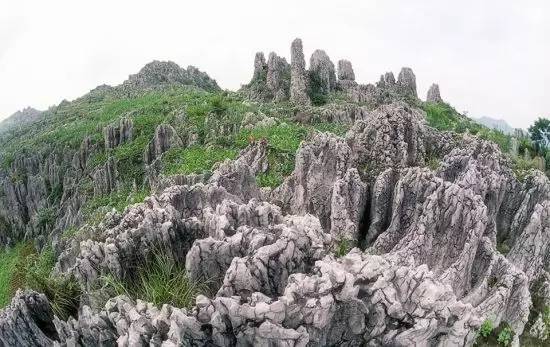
[1,83,549,347]
[426,83,443,103]
[290,38,311,106]
[309,49,337,95]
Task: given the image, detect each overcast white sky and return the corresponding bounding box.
[1,0,548,128]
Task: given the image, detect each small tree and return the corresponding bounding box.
[528,118,550,155]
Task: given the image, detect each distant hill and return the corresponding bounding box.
[474,116,514,134]
[0,107,43,134]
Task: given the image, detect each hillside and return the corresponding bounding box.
[0,38,548,346]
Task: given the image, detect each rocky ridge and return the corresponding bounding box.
[0,39,548,347]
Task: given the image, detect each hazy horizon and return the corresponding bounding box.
[1,0,548,129]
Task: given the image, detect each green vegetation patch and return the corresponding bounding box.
[0,243,80,320]
[0,244,28,307]
[161,146,238,176]
[84,188,150,219]
[475,319,515,346]
[423,102,511,152]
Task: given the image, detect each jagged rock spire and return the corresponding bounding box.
[252,52,267,82]
[290,38,311,106]
[397,67,417,98]
[266,52,290,102]
[377,72,396,88]
[426,83,442,103]
[337,60,355,81]
[309,49,336,94]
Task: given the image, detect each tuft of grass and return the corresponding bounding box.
[0,243,81,320]
[497,242,511,255]
[426,156,440,171]
[236,123,309,186]
[61,227,79,240]
[23,246,81,320]
[36,207,57,230]
[102,251,209,309]
[334,238,352,258]
[512,156,545,182]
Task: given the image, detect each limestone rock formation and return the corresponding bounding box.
[120,61,220,95]
[1,40,549,347]
[347,102,427,172]
[252,52,268,81]
[241,51,290,102]
[144,123,183,164]
[337,59,355,81]
[92,157,118,196]
[103,117,133,149]
[290,38,311,106]
[309,49,337,95]
[0,291,58,346]
[2,102,550,345]
[272,132,355,231]
[426,83,443,103]
[397,67,417,98]
[266,52,290,101]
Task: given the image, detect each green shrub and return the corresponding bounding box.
[497,326,513,346]
[0,244,81,320]
[102,251,209,309]
[478,319,494,338]
[512,156,543,181]
[476,320,516,346]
